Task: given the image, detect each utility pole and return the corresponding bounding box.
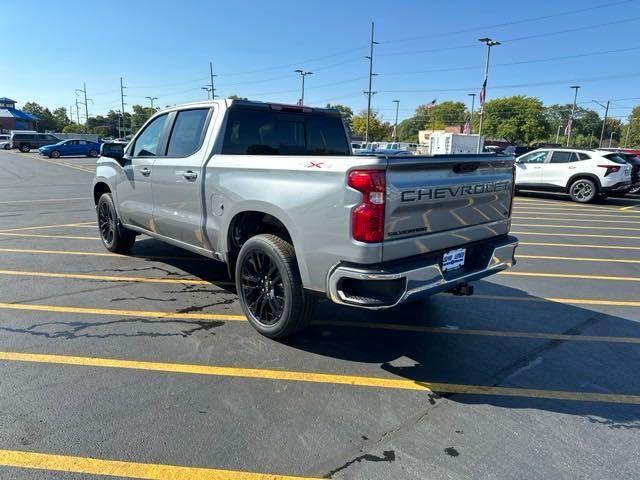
[625,118,633,147]
[593,99,610,147]
[467,93,476,134]
[609,131,616,148]
[294,70,312,106]
[69,104,74,124]
[555,124,563,144]
[364,21,378,144]
[566,85,580,147]
[476,38,500,154]
[75,97,80,126]
[392,100,400,142]
[120,77,127,137]
[75,84,91,131]
[145,96,158,109]
[209,61,217,99]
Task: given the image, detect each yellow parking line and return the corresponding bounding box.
[620,204,640,211]
[473,294,640,308]
[0,269,215,285]
[0,449,315,480]
[514,223,640,231]
[515,209,640,218]
[0,196,90,205]
[316,321,640,344]
[0,302,245,321]
[26,155,95,173]
[0,232,98,240]
[514,200,629,212]
[519,241,640,251]
[516,254,640,264]
[513,216,640,225]
[0,247,205,261]
[0,222,96,233]
[501,271,640,282]
[2,350,640,404]
[512,231,640,240]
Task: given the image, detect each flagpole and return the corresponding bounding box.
[476,38,500,154]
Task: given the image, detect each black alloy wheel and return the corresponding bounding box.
[240,250,285,325]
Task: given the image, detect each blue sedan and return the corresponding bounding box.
[39,139,102,158]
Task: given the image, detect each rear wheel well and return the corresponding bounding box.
[93,182,111,205]
[566,174,601,191]
[227,211,293,274]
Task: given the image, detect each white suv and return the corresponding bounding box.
[515,148,632,203]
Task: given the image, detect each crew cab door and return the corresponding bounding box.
[116,113,170,230]
[515,150,548,185]
[151,108,213,249]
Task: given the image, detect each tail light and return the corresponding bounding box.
[348,169,385,243]
[597,165,620,177]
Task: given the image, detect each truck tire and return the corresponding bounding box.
[97,193,136,253]
[235,234,313,339]
[569,178,597,203]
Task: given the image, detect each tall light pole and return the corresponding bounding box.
[476,38,500,153]
[609,131,616,148]
[364,21,378,144]
[392,100,400,142]
[566,85,580,147]
[294,70,312,106]
[467,93,476,134]
[593,99,610,147]
[145,96,158,109]
[120,77,127,137]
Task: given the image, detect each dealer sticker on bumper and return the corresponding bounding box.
[442,248,466,272]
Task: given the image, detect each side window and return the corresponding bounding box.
[45,135,57,141]
[132,114,169,157]
[520,151,547,164]
[549,151,575,163]
[578,153,590,160]
[166,109,210,157]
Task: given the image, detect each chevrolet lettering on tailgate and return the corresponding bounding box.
[401,180,511,202]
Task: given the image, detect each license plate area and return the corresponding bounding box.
[442,248,466,272]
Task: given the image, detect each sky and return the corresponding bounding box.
[2,0,639,123]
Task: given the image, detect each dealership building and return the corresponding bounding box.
[0,97,39,132]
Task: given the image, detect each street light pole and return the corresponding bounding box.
[392,100,400,142]
[609,131,616,148]
[566,85,580,147]
[209,61,217,99]
[145,96,158,109]
[294,70,312,106]
[202,87,212,100]
[476,38,500,154]
[467,93,476,134]
[593,99,610,148]
[625,118,633,148]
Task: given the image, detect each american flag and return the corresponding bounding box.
[463,120,470,134]
[479,79,487,106]
[564,118,572,136]
[426,98,437,109]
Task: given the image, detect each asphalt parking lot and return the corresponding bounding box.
[1,148,639,479]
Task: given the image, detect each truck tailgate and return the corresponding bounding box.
[383,154,514,262]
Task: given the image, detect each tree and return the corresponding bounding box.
[52,107,71,130]
[623,106,640,148]
[481,96,550,144]
[228,95,248,100]
[130,105,156,133]
[351,110,392,141]
[545,104,601,139]
[326,104,354,134]
[62,123,85,133]
[21,102,57,132]
[394,101,467,142]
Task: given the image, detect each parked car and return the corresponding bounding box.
[597,148,640,195]
[39,139,102,158]
[515,148,631,202]
[93,99,518,338]
[10,132,61,152]
[0,134,9,150]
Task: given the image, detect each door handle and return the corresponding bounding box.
[140,167,151,176]
[183,170,198,181]
[533,166,542,169]
[568,166,577,169]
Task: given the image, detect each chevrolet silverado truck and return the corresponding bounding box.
[93,99,518,338]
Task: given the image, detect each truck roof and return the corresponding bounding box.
[157,98,341,117]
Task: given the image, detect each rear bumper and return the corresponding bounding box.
[327,235,518,309]
[602,180,632,193]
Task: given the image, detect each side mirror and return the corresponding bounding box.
[100,143,125,165]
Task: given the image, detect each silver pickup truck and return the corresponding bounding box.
[93,99,518,338]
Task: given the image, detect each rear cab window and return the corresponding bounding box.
[222,106,350,156]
